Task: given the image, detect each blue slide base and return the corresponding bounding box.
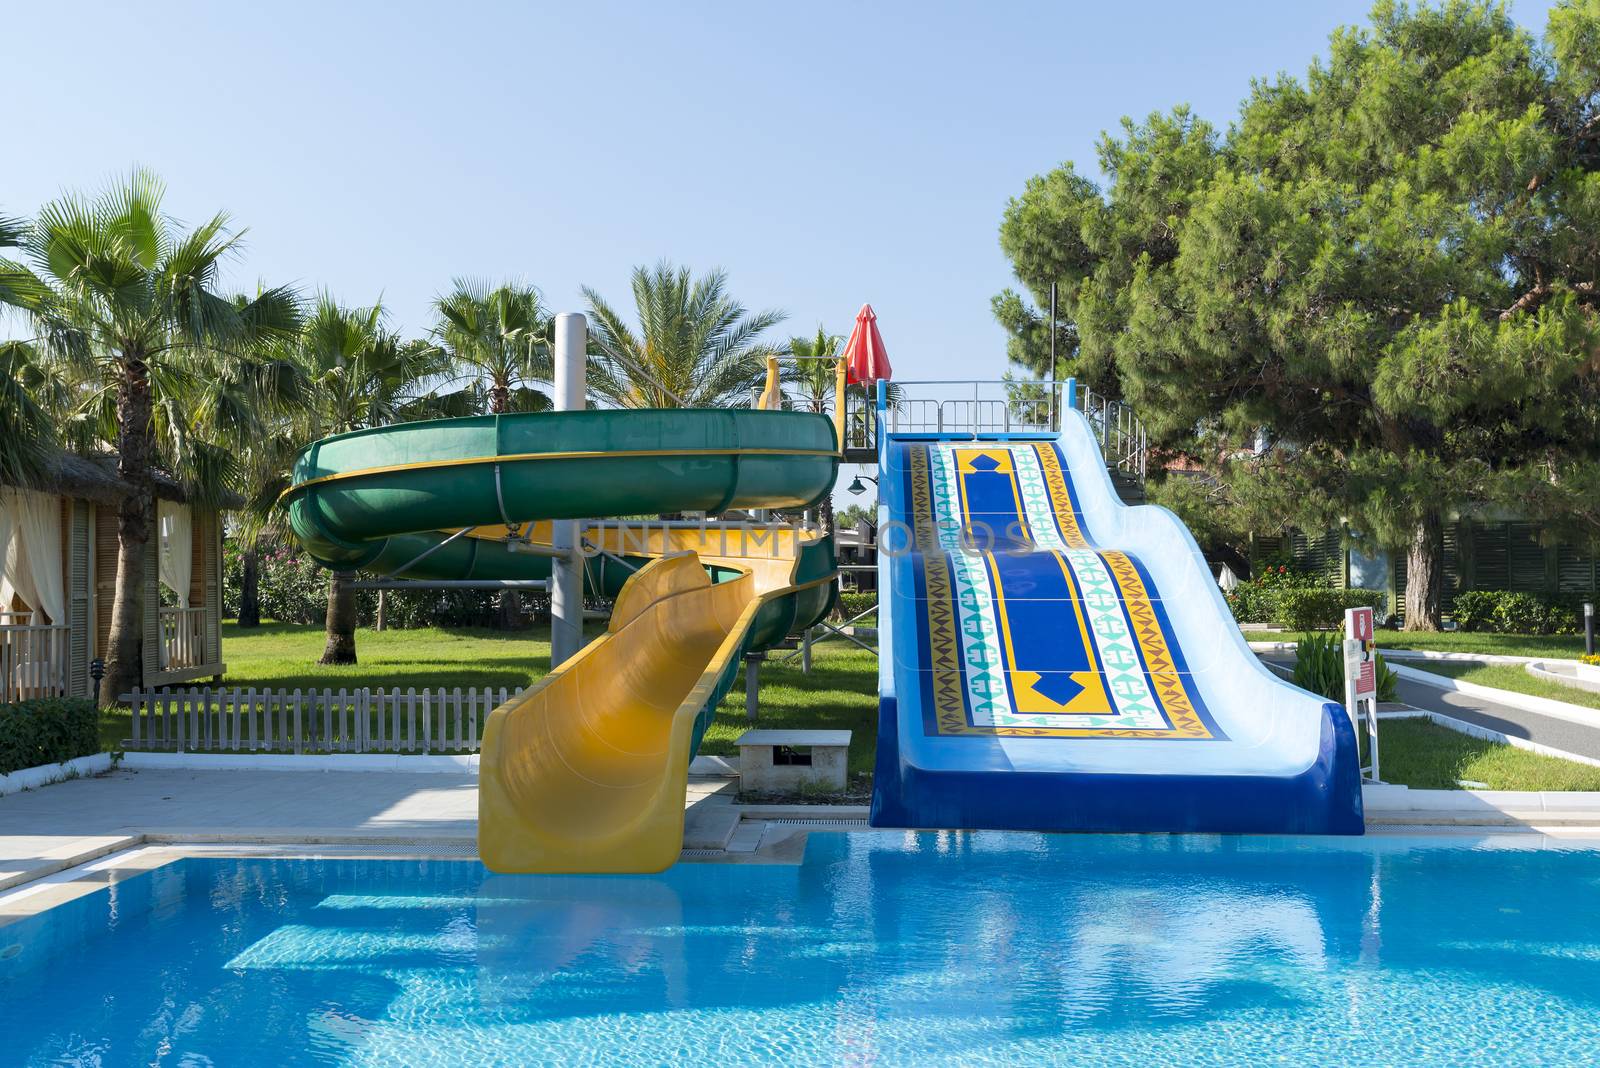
[869,697,1366,836]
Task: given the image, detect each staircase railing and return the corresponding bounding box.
[1070,380,1149,481]
[868,377,1150,481]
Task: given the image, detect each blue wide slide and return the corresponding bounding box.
[869,413,1364,835]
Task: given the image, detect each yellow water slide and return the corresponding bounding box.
[478,526,835,873]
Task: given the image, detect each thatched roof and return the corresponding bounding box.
[1,449,237,508]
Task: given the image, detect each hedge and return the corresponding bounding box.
[837,591,878,621]
[1272,588,1388,631]
[1451,590,1588,635]
[0,698,100,776]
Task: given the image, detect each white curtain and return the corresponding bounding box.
[1,490,64,625]
[158,500,193,609]
[0,490,16,615]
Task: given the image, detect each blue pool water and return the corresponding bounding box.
[3,832,1600,1065]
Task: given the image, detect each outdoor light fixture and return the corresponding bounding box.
[848,474,878,496]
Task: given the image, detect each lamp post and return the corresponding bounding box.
[847,474,878,496]
[1585,602,1594,658]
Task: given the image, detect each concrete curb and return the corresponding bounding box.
[119,752,479,774]
[115,752,744,777]
[1364,782,1600,818]
[1247,641,1559,666]
[0,753,114,798]
[1526,660,1600,695]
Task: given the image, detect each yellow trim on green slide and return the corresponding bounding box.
[280,446,838,500]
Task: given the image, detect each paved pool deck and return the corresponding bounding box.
[0,768,739,892]
[7,759,1600,897]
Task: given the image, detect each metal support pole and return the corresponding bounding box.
[801,628,812,674]
[1586,602,1595,657]
[744,652,762,722]
[551,312,587,669]
[1048,280,1058,430]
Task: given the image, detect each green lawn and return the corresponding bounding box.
[700,642,879,777]
[1283,628,1589,659]
[219,621,552,691]
[1376,717,1600,791]
[101,621,559,749]
[1406,660,1600,712]
[105,621,879,767]
[116,621,1596,794]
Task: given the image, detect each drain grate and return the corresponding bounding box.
[763,817,869,828]
[678,848,727,858]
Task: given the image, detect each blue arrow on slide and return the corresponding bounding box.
[1029,672,1086,706]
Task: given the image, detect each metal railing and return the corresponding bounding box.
[874,378,1148,481]
[158,607,208,671]
[1074,381,1149,481]
[0,623,69,703]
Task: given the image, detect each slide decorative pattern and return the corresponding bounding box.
[907,441,1219,739]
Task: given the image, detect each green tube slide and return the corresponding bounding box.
[280,408,841,633]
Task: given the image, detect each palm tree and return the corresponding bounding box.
[0,340,60,489]
[11,172,300,702]
[432,278,550,415]
[289,296,450,663]
[583,262,785,409]
[1,214,58,488]
[429,279,551,628]
[786,326,845,533]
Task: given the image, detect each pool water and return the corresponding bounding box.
[3,832,1600,1065]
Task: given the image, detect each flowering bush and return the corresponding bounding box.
[1225,565,1323,623]
[1579,653,1600,667]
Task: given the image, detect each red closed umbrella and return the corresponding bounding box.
[842,303,892,385]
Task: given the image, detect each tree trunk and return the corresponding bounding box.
[489,381,511,415]
[319,570,358,664]
[1402,513,1443,631]
[818,493,835,538]
[237,547,261,628]
[495,590,524,630]
[375,588,388,632]
[100,351,154,705]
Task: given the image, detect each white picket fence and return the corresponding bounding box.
[120,686,525,754]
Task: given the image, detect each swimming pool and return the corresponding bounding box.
[2,832,1598,1065]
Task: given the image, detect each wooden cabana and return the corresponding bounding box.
[1,451,227,702]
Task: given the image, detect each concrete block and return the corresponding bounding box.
[736,730,850,793]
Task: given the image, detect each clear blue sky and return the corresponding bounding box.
[6,0,1561,495]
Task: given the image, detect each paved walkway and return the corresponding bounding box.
[1260,654,1600,760]
[0,768,736,891]
[1392,676,1600,760]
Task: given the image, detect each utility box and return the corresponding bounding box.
[735,729,851,793]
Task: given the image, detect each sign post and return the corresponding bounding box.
[1343,606,1379,781]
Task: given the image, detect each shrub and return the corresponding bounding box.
[1225,565,1324,623]
[1292,634,1398,703]
[1273,588,1387,631]
[0,698,100,775]
[1450,590,1499,632]
[1447,589,1589,635]
[1493,592,1547,635]
[1582,653,1600,667]
[837,591,877,621]
[225,541,515,628]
